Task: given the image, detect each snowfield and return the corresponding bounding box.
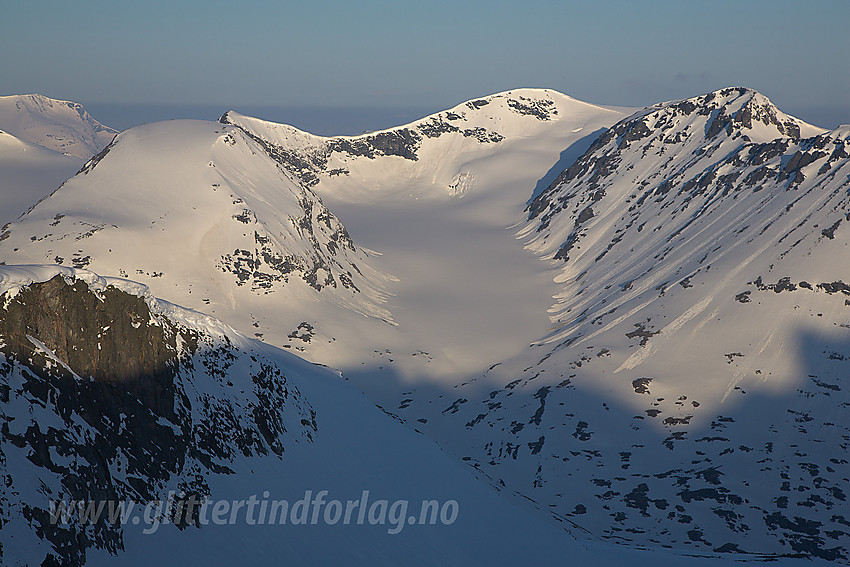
[1,266,816,567]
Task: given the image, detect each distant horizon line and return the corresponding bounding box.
[5,89,848,129]
[79,101,443,110]
[7,91,842,135]
[78,102,447,136]
[85,102,850,136]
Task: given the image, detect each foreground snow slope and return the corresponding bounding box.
[0,265,797,567]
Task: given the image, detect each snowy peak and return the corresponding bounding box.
[0,94,117,159]
[522,87,850,356]
[527,88,824,236]
[224,88,580,146]
[386,88,850,560]
[0,119,393,348]
[221,89,623,198]
[643,87,821,141]
[3,121,371,294]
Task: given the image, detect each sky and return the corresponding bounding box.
[2,0,849,133]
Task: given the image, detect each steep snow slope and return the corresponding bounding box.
[391,88,850,560]
[0,265,796,567]
[522,87,832,408]
[0,94,116,158]
[0,120,393,345]
[224,89,630,383]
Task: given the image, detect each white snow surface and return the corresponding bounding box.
[0,94,116,159]
[1,89,629,390]
[222,88,631,385]
[0,265,809,566]
[0,119,395,336]
[0,94,116,227]
[0,129,82,225]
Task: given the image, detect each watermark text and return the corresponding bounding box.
[49,490,459,535]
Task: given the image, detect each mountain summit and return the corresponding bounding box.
[393,87,850,560]
[0,95,117,224]
[0,119,394,349]
[0,94,117,159]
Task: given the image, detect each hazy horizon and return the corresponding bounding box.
[80,101,442,136]
[75,97,850,136]
[4,0,848,134]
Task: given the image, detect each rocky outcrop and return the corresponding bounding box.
[0,273,315,566]
[0,275,185,417]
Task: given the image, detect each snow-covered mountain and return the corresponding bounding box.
[0,90,626,371]
[217,87,850,560]
[222,89,600,200]
[0,94,116,159]
[391,88,850,560]
[220,89,629,376]
[2,87,848,564]
[0,119,394,349]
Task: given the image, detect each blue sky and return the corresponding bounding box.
[3,0,849,130]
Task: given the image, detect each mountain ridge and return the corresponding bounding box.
[0,119,395,348]
[221,88,626,199]
[0,94,118,227]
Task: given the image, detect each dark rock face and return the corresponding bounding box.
[0,275,183,417]
[0,276,315,566]
[220,114,430,188]
[506,96,557,120]
[218,213,357,294]
[329,128,422,161]
[229,123,329,187]
[76,136,118,176]
[207,164,359,294]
